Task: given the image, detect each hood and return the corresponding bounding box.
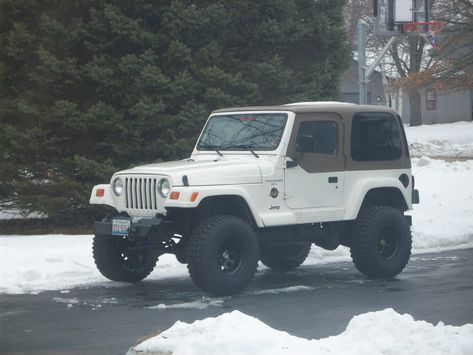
[115,157,266,186]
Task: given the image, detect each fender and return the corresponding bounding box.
[89,184,115,208]
[165,184,265,227]
[343,177,411,220]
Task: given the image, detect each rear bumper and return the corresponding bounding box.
[93,217,165,239]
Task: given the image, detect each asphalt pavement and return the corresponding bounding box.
[1,248,472,355]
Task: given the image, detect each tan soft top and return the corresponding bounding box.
[213,102,409,171]
[212,102,399,117]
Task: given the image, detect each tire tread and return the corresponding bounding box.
[187,215,258,295]
[92,235,156,282]
[350,206,412,278]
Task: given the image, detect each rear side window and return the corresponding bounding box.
[296,121,338,155]
[351,113,402,161]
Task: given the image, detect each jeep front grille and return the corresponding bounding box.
[125,177,158,210]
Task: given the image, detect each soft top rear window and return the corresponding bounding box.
[197,113,288,151]
[351,112,402,161]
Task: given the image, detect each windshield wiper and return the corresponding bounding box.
[199,144,223,156]
[230,144,260,158]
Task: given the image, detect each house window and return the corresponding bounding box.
[426,89,437,110]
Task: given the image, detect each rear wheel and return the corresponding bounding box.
[187,215,259,296]
[260,242,311,271]
[93,235,157,282]
[350,206,411,278]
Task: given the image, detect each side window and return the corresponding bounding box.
[296,121,338,155]
[351,113,402,161]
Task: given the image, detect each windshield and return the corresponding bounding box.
[197,113,288,151]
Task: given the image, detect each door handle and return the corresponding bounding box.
[328,176,338,183]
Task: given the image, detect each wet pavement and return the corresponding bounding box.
[1,248,472,354]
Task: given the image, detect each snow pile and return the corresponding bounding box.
[405,121,473,157]
[410,157,473,252]
[129,309,473,355]
[0,235,100,294]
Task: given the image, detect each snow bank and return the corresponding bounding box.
[0,234,100,294]
[128,309,473,355]
[0,234,188,294]
[410,157,473,252]
[405,121,473,157]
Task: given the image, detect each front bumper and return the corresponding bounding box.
[93,217,166,239]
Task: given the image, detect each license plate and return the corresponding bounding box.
[112,219,131,236]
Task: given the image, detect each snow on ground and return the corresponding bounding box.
[409,157,473,252]
[405,121,473,157]
[128,308,473,355]
[0,202,46,220]
[148,298,226,310]
[0,234,187,295]
[1,158,473,294]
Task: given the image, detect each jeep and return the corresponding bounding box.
[90,102,420,295]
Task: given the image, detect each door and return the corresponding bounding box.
[284,113,345,209]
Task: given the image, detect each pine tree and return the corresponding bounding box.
[0,0,350,220]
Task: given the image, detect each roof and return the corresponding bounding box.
[212,102,398,116]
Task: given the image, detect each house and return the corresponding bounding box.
[401,86,473,124]
[340,59,473,124]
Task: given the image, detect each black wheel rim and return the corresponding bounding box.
[217,237,244,274]
[377,226,400,259]
[117,237,150,272]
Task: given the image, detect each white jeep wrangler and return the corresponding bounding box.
[90,102,419,295]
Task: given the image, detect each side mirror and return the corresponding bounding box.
[296,135,314,153]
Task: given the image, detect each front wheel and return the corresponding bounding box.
[350,206,412,278]
[93,235,157,282]
[187,215,259,296]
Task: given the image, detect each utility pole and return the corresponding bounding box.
[357,21,368,105]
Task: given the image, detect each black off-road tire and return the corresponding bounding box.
[93,235,157,282]
[350,206,412,278]
[187,215,259,296]
[260,242,312,271]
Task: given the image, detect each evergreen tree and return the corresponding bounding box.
[0,0,350,220]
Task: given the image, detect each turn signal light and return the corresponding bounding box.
[96,188,105,197]
[190,192,199,202]
[170,191,180,200]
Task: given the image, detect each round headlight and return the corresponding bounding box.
[112,177,124,196]
[158,178,171,198]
